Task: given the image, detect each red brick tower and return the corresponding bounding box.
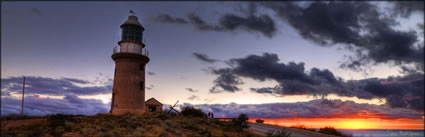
[110,15,149,114]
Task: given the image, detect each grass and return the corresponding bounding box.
[253,119,353,137]
[318,126,353,137]
[290,124,316,132]
[265,129,292,137]
[1,111,258,137]
[289,125,353,137]
[0,114,43,121]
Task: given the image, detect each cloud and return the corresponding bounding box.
[262,2,424,72]
[187,95,200,101]
[392,1,424,17]
[354,74,424,110]
[148,71,156,75]
[204,98,214,104]
[208,53,424,110]
[154,14,188,24]
[1,76,112,96]
[30,8,44,16]
[193,52,218,63]
[210,53,344,94]
[216,4,276,37]
[187,11,276,38]
[250,87,273,94]
[180,99,423,119]
[210,69,244,93]
[170,2,423,73]
[155,4,276,38]
[1,91,11,96]
[146,84,154,90]
[156,2,423,72]
[186,88,199,92]
[1,95,109,116]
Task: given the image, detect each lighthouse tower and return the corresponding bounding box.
[110,14,149,114]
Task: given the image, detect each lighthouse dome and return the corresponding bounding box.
[121,15,143,29]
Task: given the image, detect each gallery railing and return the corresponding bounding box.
[113,46,149,57]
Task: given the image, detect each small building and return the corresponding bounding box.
[145,98,163,112]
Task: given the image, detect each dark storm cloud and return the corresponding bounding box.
[1,95,109,116]
[155,2,423,72]
[63,78,90,84]
[209,53,424,110]
[217,13,276,37]
[210,53,345,95]
[180,99,423,119]
[210,69,244,93]
[148,71,156,75]
[250,87,273,94]
[1,91,11,96]
[155,4,276,38]
[30,8,44,16]
[146,84,154,90]
[186,88,199,92]
[154,14,188,24]
[187,11,276,38]
[187,13,219,31]
[262,1,424,72]
[392,1,424,17]
[193,52,218,63]
[187,95,200,101]
[1,76,112,96]
[354,74,424,110]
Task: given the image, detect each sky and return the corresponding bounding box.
[1,1,424,129]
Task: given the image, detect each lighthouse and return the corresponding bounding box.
[110,14,149,114]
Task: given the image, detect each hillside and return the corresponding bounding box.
[1,112,259,137]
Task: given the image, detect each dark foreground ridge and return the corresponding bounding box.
[1,107,259,137]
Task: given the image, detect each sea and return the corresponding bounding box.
[338,129,425,137]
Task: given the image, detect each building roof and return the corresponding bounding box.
[145,97,162,105]
[121,15,144,29]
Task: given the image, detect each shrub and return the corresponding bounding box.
[47,114,76,129]
[53,126,65,137]
[24,122,45,137]
[256,119,264,123]
[144,125,165,137]
[180,106,206,118]
[266,129,291,137]
[132,127,146,136]
[208,128,224,137]
[1,114,35,120]
[158,112,171,120]
[290,125,316,132]
[318,126,352,137]
[232,114,249,130]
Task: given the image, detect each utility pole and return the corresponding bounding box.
[21,76,26,115]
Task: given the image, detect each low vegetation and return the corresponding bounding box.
[232,113,249,131]
[265,129,291,137]
[255,119,264,123]
[180,106,207,118]
[318,126,353,137]
[1,114,44,121]
[289,124,316,132]
[1,109,257,137]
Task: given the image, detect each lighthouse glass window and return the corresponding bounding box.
[122,26,142,42]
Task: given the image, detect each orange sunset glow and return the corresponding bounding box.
[249,117,425,130]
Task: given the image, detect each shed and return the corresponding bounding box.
[145,98,163,112]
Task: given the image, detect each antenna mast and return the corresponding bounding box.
[21,76,26,115]
[129,10,136,15]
